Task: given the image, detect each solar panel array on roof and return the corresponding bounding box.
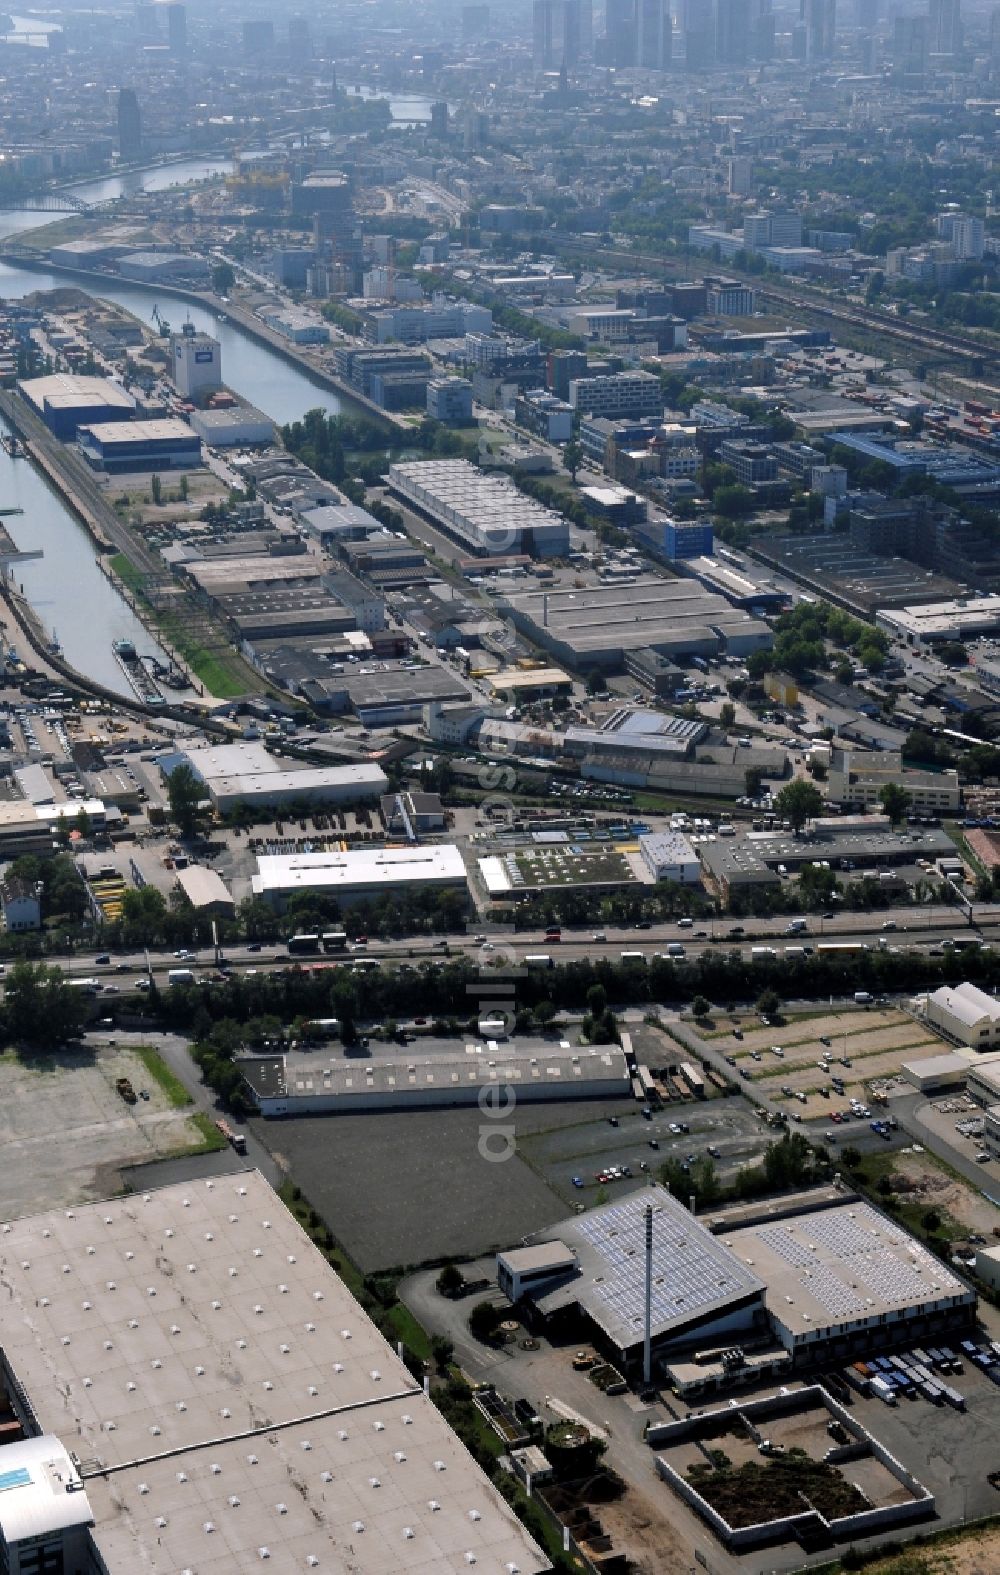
[573,1193,761,1339]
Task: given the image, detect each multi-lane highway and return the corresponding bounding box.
[25,899,1000,988]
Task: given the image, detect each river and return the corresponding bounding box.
[0,155,352,695]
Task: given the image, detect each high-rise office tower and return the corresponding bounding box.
[288,15,311,63]
[716,0,750,63]
[752,0,775,59]
[430,100,449,138]
[242,19,275,58]
[892,14,928,74]
[803,0,836,60]
[578,0,593,54]
[856,0,877,28]
[533,0,556,67]
[728,155,753,195]
[533,0,585,69]
[928,0,961,55]
[603,0,638,65]
[117,87,142,162]
[685,0,716,67]
[638,0,672,68]
[165,2,186,54]
[991,6,1000,67]
[134,2,159,40]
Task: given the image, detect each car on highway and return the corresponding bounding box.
[95,953,110,965]
[572,1175,584,1188]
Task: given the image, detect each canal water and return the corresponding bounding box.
[0,155,353,693]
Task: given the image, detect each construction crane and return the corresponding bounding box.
[151,304,171,336]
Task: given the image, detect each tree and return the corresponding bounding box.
[744,766,765,800]
[878,783,912,825]
[840,1146,862,1169]
[167,763,203,838]
[212,261,236,295]
[586,983,608,1017]
[563,439,582,481]
[150,473,162,506]
[430,1334,455,1370]
[586,668,607,695]
[755,988,781,1019]
[3,961,87,1046]
[719,701,736,729]
[436,1262,464,1297]
[468,1299,502,1343]
[691,995,711,1020]
[774,778,823,834]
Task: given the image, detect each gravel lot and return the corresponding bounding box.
[0,1042,208,1217]
[250,1097,635,1272]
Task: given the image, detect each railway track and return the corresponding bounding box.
[538,232,1000,389]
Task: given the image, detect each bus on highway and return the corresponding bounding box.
[525,954,554,969]
[321,931,349,952]
[287,933,321,955]
[817,941,871,956]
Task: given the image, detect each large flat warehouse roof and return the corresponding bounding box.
[247,1043,630,1106]
[19,373,135,411]
[252,844,468,899]
[724,1200,974,1347]
[0,1170,547,1574]
[497,577,771,657]
[516,1185,765,1351]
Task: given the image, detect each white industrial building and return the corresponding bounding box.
[501,1190,976,1372]
[0,1172,546,1575]
[901,1051,970,1094]
[965,1058,1000,1107]
[725,1201,975,1359]
[173,863,235,915]
[926,981,1000,1050]
[246,1041,630,1116]
[165,741,387,814]
[251,843,469,908]
[189,404,276,446]
[638,830,702,885]
[170,329,222,400]
[387,459,570,558]
[877,595,1000,649]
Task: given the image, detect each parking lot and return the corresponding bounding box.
[697,1007,943,1122]
[517,1094,773,1206]
[835,1322,1000,1529]
[0,1042,212,1217]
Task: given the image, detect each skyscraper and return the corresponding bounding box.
[165,2,186,54]
[117,87,142,163]
[715,0,750,63]
[637,0,672,69]
[928,0,961,56]
[604,0,638,66]
[803,0,836,60]
[685,0,716,67]
[893,14,928,74]
[533,0,585,69]
[288,14,311,63]
[242,19,275,58]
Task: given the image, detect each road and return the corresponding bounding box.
[127,1028,281,1186]
[32,898,1000,985]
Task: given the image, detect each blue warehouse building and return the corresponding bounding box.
[78,418,201,473]
[19,373,136,439]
